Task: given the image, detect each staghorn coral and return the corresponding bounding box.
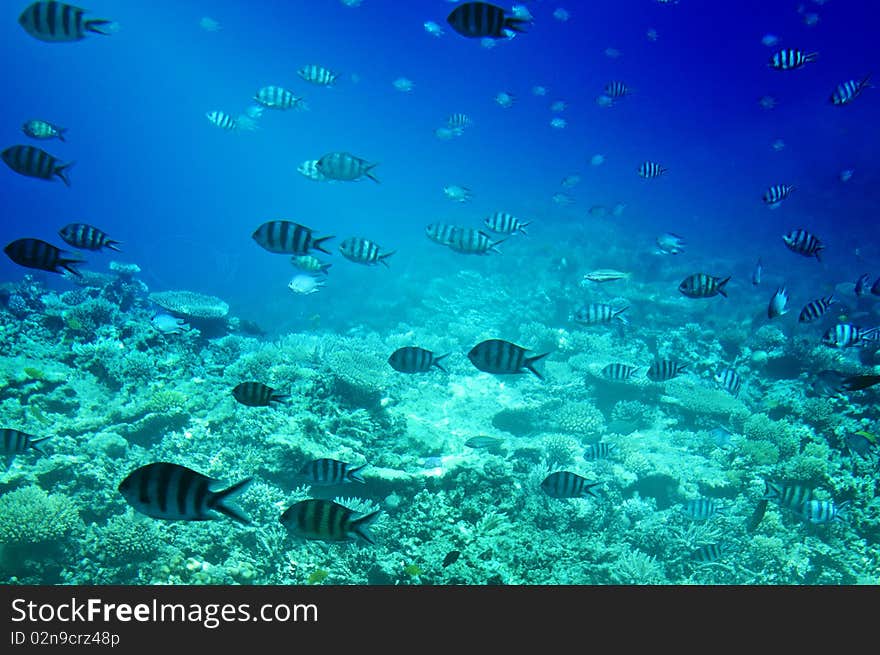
[148,290,229,319]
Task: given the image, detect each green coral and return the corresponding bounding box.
[0,486,82,547]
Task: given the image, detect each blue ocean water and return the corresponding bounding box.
[1,0,879,585]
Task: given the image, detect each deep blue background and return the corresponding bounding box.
[0,0,878,330]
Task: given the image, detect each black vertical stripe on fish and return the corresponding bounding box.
[822,324,878,348]
[769,49,817,71]
[252,220,333,255]
[18,1,113,42]
[447,228,505,254]
[830,74,871,105]
[468,339,548,380]
[692,543,727,563]
[573,303,628,325]
[388,347,449,373]
[4,238,83,276]
[762,481,814,511]
[299,458,366,485]
[446,2,530,39]
[280,499,379,544]
[118,462,252,523]
[339,237,394,266]
[782,229,823,260]
[798,295,834,323]
[1,428,50,461]
[715,367,742,396]
[583,442,615,460]
[58,223,121,252]
[601,363,637,381]
[746,499,769,533]
[684,498,723,520]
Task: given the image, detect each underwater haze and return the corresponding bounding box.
[0,0,879,585]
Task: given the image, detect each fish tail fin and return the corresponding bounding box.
[320,262,332,274]
[524,352,549,380]
[519,222,530,235]
[105,240,123,252]
[86,19,118,36]
[347,464,368,484]
[350,509,381,544]
[614,306,630,325]
[365,164,381,184]
[503,17,530,33]
[57,128,67,142]
[583,482,603,499]
[806,51,819,63]
[491,238,507,254]
[312,236,335,254]
[433,353,450,373]
[271,393,291,406]
[59,257,83,277]
[379,250,396,267]
[29,435,52,457]
[211,477,253,524]
[55,161,74,187]
[717,276,731,298]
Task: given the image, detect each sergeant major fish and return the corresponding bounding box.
[339,237,395,266]
[679,273,730,298]
[540,471,601,499]
[467,339,548,380]
[763,184,794,206]
[573,303,628,325]
[2,145,73,185]
[583,442,616,460]
[58,223,121,252]
[317,152,380,183]
[425,223,461,246]
[769,49,818,71]
[830,74,871,106]
[446,2,530,39]
[118,462,252,523]
[18,1,115,42]
[22,119,66,141]
[298,459,366,485]
[280,499,379,544]
[297,160,327,181]
[388,346,449,373]
[638,161,666,178]
[484,212,529,235]
[4,238,82,277]
[601,363,638,381]
[252,220,333,255]
[447,228,504,255]
[647,360,687,382]
[254,86,307,110]
[799,295,834,323]
[232,381,289,407]
[291,255,331,275]
[298,64,339,86]
[715,367,743,396]
[684,498,725,521]
[782,229,824,260]
[822,324,880,348]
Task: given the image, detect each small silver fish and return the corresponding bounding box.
[582,269,630,283]
[768,287,789,319]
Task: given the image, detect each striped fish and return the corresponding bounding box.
[822,324,879,348]
[446,2,531,39]
[692,543,729,563]
[388,346,449,373]
[638,161,666,178]
[291,255,331,275]
[829,75,870,105]
[22,119,66,141]
[316,152,380,183]
[679,273,730,298]
[684,498,724,520]
[2,428,51,468]
[2,145,72,186]
[18,1,115,42]
[540,471,601,499]
[58,223,121,252]
[425,223,461,246]
[763,184,794,205]
[467,339,548,380]
[715,367,742,396]
[206,110,237,130]
[798,295,834,323]
[573,303,628,325]
[799,499,849,524]
[762,481,814,511]
[447,113,473,132]
[769,48,818,71]
[601,363,638,381]
[297,64,339,86]
[604,81,632,98]
[339,237,394,267]
[280,499,380,544]
[782,229,824,260]
[252,220,333,255]
[447,228,505,254]
[583,442,616,461]
[254,86,306,110]
[232,381,289,407]
[4,238,82,276]
[298,459,366,485]
[484,212,529,235]
[646,360,687,382]
[117,462,252,523]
